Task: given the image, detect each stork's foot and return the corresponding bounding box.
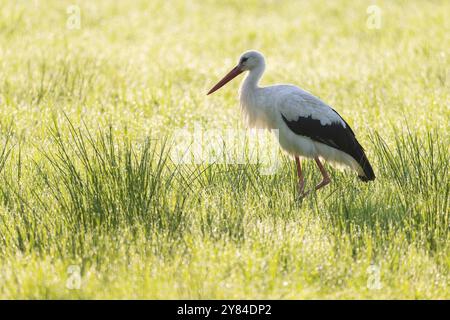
[312,157,331,192]
[314,177,331,191]
[297,190,310,201]
[298,180,305,194]
[297,180,308,200]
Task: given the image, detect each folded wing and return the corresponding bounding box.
[278,88,375,181]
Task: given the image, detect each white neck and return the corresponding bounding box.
[241,63,265,93]
[238,61,272,129]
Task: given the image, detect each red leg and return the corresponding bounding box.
[314,157,331,191]
[295,156,306,197]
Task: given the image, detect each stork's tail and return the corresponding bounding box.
[356,152,375,182]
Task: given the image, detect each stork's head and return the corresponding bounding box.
[237,50,265,71]
[207,50,265,95]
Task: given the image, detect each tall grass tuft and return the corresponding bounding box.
[370,129,449,250]
[42,118,188,235]
[321,129,449,256]
[0,119,192,259]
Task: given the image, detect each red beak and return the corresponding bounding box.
[207,65,244,95]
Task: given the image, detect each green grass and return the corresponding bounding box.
[0,0,449,299]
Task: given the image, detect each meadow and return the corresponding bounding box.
[0,0,448,299]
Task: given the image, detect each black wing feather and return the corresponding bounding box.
[281,111,375,181]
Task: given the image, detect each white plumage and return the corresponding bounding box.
[208,50,375,197]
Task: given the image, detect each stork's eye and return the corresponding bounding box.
[241,57,248,63]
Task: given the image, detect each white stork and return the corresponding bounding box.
[207,50,375,198]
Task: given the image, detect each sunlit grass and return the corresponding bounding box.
[0,0,448,299]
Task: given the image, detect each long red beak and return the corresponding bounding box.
[207,65,244,95]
